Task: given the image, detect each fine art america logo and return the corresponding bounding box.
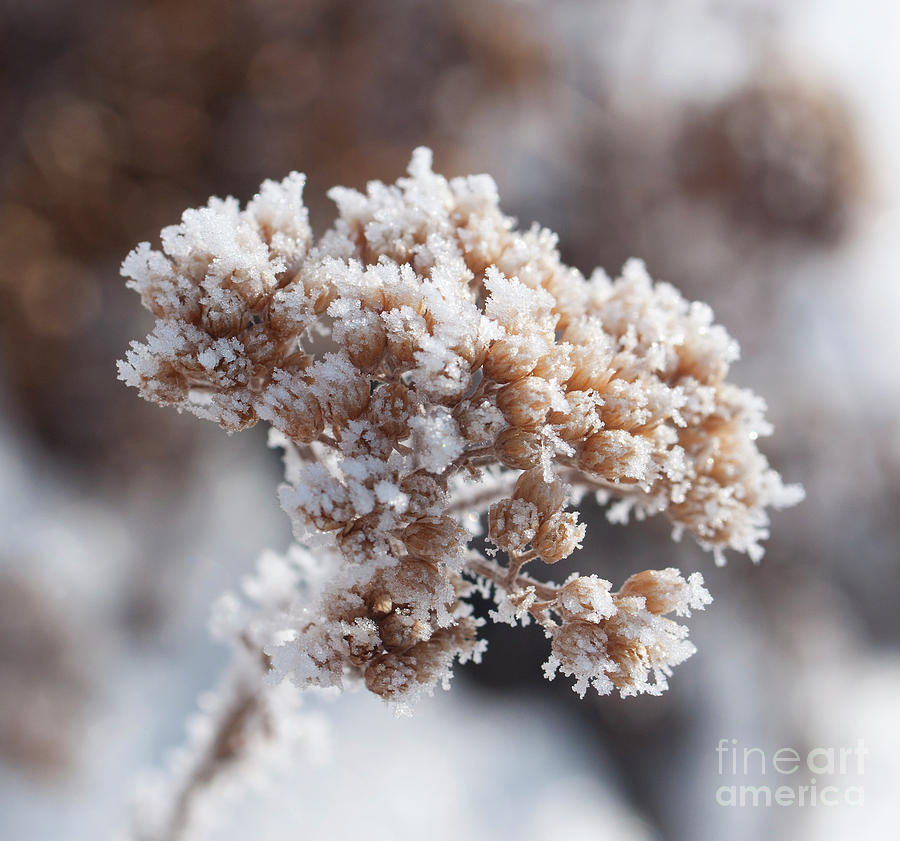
[715,738,866,807]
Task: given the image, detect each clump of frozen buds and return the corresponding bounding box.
[119,148,802,707]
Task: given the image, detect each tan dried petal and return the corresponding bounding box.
[604,634,653,692]
[565,343,615,392]
[367,381,413,441]
[260,382,323,443]
[551,620,609,673]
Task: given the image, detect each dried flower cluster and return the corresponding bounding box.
[119,148,801,708]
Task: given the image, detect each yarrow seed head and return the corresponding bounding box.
[118,148,802,704]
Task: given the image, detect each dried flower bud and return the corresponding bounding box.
[367,381,413,441]
[601,596,699,696]
[457,398,506,444]
[557,575,616,622]
[603,630,654,694]
[547,620,613,697]
[383,303,426,365]
[401,516,465,563]
[496,376,554,428]
[483,336,543,383]
[364,621,478,700]
[378,611,433,650]
[452,331,491,371]
[488,497,540,554]
[318,368,370,426]
[364,650,419,699]
[531,342,575,383]
[513,468,567,519]
[345,320,387,372]
[409,561,457,610]
[336,514,387,559]
[548,389,601,441]
[565,341,615,392]
[494,427,543,469]
[579,429,654,484]
[210,391,258,432]
[342,617,381,666]
[618,569,712,616]
[534,511,585,563]
[398,470,446,520]
[257,373,324,443]
[367,556,448,612]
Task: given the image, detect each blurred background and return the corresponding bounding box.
[1,1,898,839]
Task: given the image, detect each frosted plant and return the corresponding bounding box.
[118,148,801,838]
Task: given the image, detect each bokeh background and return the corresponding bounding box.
[1,1,898,839]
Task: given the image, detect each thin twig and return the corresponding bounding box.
[464,550,559,602]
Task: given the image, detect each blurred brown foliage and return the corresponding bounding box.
[0,571,85,775]
[0,0,863,484]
